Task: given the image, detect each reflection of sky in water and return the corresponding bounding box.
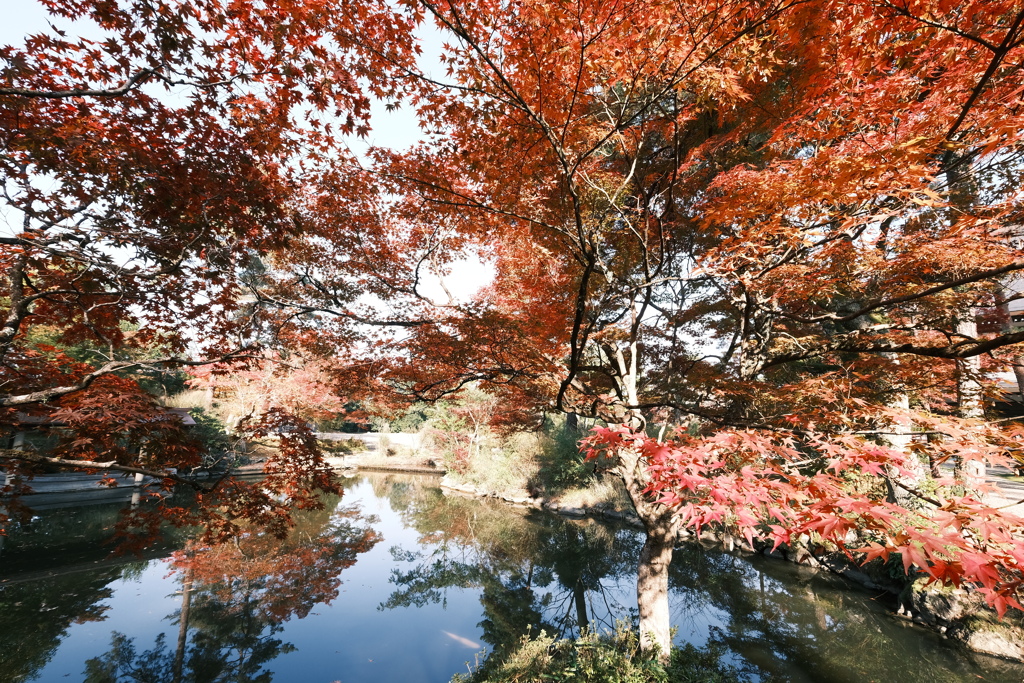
[38,561,182,677]
[265,482,488,683]
[11,480,495,683]
[3,476,1023,683]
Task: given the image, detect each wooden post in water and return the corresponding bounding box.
[0,431,21,558]
[573,582,589,632]
[130,472,145,507]
[5,431,25,488]
[132,444,148,507]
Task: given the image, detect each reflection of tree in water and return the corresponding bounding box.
[667,544,1024,683]
[0,499,190,683]
[376,477,1023,683]
[367,474,424,515]
[0,569,123,682]
[83,495,380,683]
[376,479,641,667]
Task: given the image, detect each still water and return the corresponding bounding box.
[1,473,1022,683]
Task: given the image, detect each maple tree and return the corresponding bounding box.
[186,352,350,430]
[0,0,424,532]
[249,0,1024,658]
[7,0,1024,663]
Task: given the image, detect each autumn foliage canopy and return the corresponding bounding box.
[4,0,1024,625]
[330,0,1024,616]
[0,0,415,532]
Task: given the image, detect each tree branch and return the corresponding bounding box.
[0,351,262,407]
[0,67,160,99]
[0,448,225,493]
[762,328,1024,370]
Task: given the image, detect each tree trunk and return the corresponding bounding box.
[955,315,986,486]
[605,332,679,662]
[881,374,926,508]
[943,155,986,485]
[841,313,925,507]
[614,443,679,663]
[636,519,676,660]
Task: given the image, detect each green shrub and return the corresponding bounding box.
[188,407,241,470]
[452,625,750,683]
[536,416,595,493]
[430,411,598,496]
[391,402,430,433]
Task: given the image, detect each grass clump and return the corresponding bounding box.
[453,625,750,683]
[162,388,210,410]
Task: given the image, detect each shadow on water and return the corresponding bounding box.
[667,544,1024,682]
[0,473,1022,682]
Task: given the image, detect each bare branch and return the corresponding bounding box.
[0,448,225,493]
[0,67,159,99]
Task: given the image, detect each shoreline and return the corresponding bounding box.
[430,470,1024,663]
[9,457,1022,661]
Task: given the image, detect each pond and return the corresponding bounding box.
[1,473,1022,683]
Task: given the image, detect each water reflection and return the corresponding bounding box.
[83,497,381,683]
[0,475,1021,683]
[375,478,1023,682]
[667,545,1024,683]
[377,480,642,659]
[0,500,169,683]
[1,569,122,682]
